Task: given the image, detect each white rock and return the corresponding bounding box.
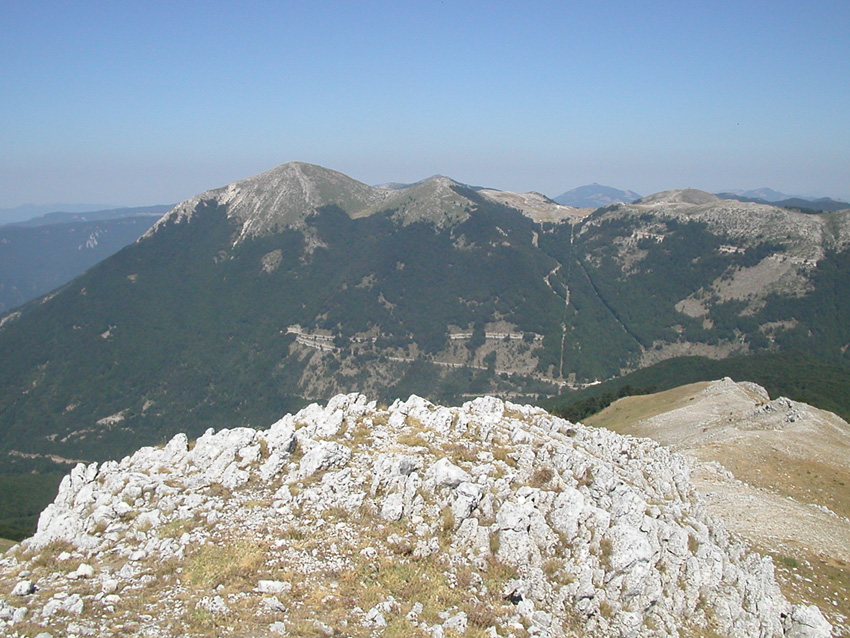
[11,579,36,596]
[299,440,352,478]
[0,600,20,620]
[257,580,291,594]
[429,458,472,488]
[381,492,405,521]
[72,563,95,579]
[364,606,387,627]
[220,462,250,490]
[10,392,829,638]
[262,596,287,612]
[452,481,482,522]
[197,595,228,615]
[550,486,584,541]
[443,610,468,633]
[407,601,424,621]
[496,500,532,532]
[128,550,146,561]
[605,523,654,573]
[259,452,289,482]
[101,579,120,594]
[63,593,84,615]
[784,604,832,638]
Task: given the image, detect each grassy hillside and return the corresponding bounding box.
[543,351,850,424]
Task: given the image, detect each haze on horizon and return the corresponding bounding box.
[2,1,849,214]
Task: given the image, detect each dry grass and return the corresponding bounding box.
[440,506,456,534]
[586,379,850,635]
[185,539,267,590]
[585,381,710,432]
[529,466,554,488]
[397,431,431,449]
[347,416,374,446]
[441,441,477,464]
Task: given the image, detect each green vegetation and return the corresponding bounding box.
[2,189,850,538]
[0,471,64,540]
[0,215,160,313]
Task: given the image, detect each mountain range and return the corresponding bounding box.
[0,206,169,313]
[0,203,121,227]
[721,188,796,202]
[1,161,850,537]
[4,205,170,229]
[715,193,849,213]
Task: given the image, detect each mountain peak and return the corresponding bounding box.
[146,161,392,240]
[420,174,458,185]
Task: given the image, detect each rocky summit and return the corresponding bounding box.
[0,394,831,637]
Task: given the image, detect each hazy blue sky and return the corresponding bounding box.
[2,0,849,212]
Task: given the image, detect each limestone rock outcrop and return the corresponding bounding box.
[0,394,831,637]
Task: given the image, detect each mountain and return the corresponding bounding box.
[0,204,119,226]
[7,205,171,228]
[2,163,850,532]
[374,175,487,192]
[0,393,833,637]
[716,192,850,213]
[0,212,166,313]
[727,188,794,202]
[552,184,641,208]
[0,162,582,465]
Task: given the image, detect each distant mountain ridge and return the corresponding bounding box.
[7,205,171,228]
[0,203,119,226]
[553,183,641,208]
[148,161,584,240]
[0,212,166,313]
[723,187,795,202]
[715,192,849,213]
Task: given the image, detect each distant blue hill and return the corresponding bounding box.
[715,193,848,213]
[0,203,118,226]
[8,204,171,228]
[553,184,641,208]
[0,206,172,313]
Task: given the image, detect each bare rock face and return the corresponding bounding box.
[0,394,831,637]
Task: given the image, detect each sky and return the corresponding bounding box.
[2,0,849,216]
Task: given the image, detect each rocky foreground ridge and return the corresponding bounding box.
[0,395,832,637]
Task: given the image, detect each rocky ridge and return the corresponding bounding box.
[144,162,581,243]
[592,189,850,259]
[0,394,831,637]
[587,378,850,634]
